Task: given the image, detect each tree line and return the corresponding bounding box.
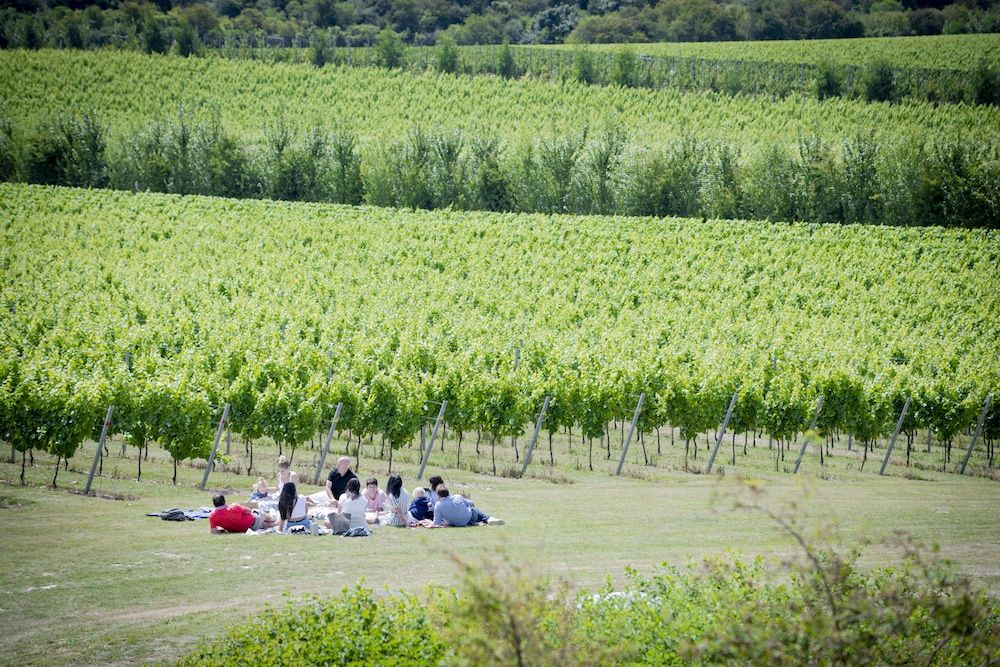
[2,0,998,53]
[2,112,997,228]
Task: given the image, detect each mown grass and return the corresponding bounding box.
[0,424,998,666]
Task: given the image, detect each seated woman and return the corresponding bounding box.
[383,475,412,527]
[332,478,368,533]
[251,455,300,500]
[277,481,314,533]
[362,477,387,512]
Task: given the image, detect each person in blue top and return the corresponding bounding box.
[408,487,432,521]
[432,486,504,527]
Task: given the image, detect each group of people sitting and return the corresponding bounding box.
[208,455,504,535]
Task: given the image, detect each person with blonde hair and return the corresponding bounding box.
[251,455,300,499]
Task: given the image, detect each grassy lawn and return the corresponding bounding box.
[1,428,998,666]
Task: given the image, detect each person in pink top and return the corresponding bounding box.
[362,477,387,512]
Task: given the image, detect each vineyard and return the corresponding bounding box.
[4,50,998,149]
[4,28,1000,666]
[2,50,999,228]
[550,34,1000,70]
[2,183,998,485]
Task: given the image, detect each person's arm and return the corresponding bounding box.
[325,479,334,501]
[433,502,445,526]
[277,517,285,532]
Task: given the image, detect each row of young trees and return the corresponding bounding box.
[303,37,1000,107]
[2,113,997,228]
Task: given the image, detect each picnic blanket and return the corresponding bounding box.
[146,508,213,521]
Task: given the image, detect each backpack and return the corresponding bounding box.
[160,508,189,521]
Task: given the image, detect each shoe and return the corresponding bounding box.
[486,517,505,525]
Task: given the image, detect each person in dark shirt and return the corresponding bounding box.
[325,456,358,506]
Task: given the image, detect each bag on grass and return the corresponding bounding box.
[160,508,189,522]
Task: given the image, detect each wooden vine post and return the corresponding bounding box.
[417,400,447,481]
[706,391,738,474]
[615,393,645,476]
[314,402,343,484]
[200,404,230,490]
[84,405,114,496]
[879,397,911,476]
[519,395,551,478]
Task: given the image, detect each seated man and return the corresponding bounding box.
[325,456,358,506]
[208,494,276,534]
[432,486,504,527]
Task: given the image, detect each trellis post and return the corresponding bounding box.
[314,402,343,484]
[960,395,993,475]
[200,404,230,490]
[793,396,825,474]
[84,405,114,496]
[520,396,551,478]
[615,394,645,476]
[706,391,738,474]
[417,400,447,481]
[879,397,911,476]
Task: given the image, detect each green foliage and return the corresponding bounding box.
[2,182,997,457]
[141,16,170,55]
[972,57,1000,106]
[609,48,637,88]
[172,21,201,58]
[864,59,899,103]
[177,585,445,666]
[22,113,107,188]
[309,28,332,68]
[178,529,1000,666]
[435,34,459,74]
[572,47,596,84]
[111,113,254,198]
[814,60,843,100]
[497,40,517,80]
[375,26,404,69]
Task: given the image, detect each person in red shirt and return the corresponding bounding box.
[208,494,276,534]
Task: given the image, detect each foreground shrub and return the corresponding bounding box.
[179,526,1000,666]
[177,585,445,666]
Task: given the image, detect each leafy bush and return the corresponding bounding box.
[178,495,1000,666]
[22,113,107,188]
[177,586,445,666]
[864,60,898,103]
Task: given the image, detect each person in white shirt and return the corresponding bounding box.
[383,474,412,527]
[276,482,314,533]
[333,478,368,532]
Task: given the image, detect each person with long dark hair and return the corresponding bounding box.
[277,481,314,533]
[383,474,411,527]
[335,478,368,532]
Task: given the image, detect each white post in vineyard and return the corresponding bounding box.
[960,395,993,475]
[793,396,825,474]
[85,405,114,496]
[615,394,645,476]
[520,396,551,478]
[314,402,343,484]
[200,404,230,490]
[879,397,911,476]
[706,391,738,474]
[417,401,447,481]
